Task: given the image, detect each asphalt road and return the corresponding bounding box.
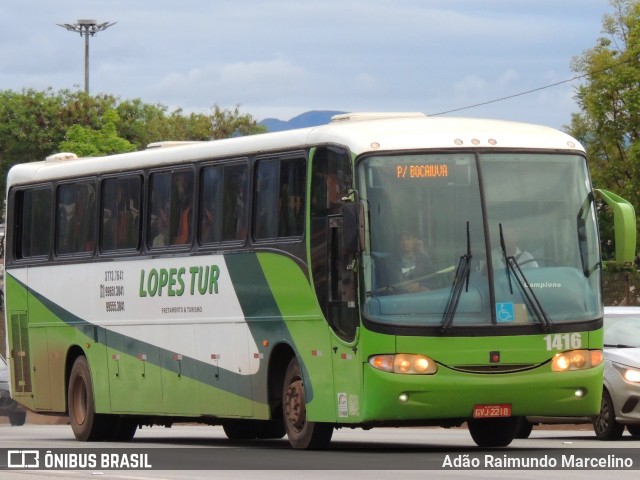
[0,422,638,479]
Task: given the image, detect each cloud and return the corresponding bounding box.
[131,57,308,112]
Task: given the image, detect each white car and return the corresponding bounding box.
[516,306,640,439]
[592,306,640,439]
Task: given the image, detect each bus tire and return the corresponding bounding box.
[9,411,26,426]
[513,417,533,439]
[282,357,333,449]
[68,356,107,441]
[467,417,517,447]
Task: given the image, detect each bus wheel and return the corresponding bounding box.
[282,357,333,449]
[9,411,26,426]
[68,356,107,441]
[513,417,533,439]
[467,417,517,447]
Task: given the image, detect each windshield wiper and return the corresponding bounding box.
[499,223,553,330]
[604,343,638,348]
[441,222,472,333]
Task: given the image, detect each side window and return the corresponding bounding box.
[148,170,194,248]
[254,160,279,239]
[310,146,352,216]
[16,187,52,259]
[222,164,248,241]
[56,182,96,255]
[200,162,248,245]
[200,166,223,244]
[101,176,142,252]
[279,158,306,237]
[253,155,306,240]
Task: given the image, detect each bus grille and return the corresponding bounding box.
[449,364,538,373]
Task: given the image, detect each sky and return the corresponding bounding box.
[0,0,615,129]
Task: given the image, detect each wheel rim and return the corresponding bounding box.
[284,376,306,433]
[71,376,87,426]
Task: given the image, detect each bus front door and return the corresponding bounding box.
[327,215,362,422]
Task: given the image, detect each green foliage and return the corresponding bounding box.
[568,0,640,242]
[59,109,136,157]
[0,88,266,204]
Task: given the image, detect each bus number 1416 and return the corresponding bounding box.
[543,333,582,351]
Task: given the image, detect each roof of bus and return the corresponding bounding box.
[6,113,584,187]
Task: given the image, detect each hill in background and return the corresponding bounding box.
[260,110,345,132]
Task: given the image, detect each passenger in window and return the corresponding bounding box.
[286,192,304,236]
[279,184,300,237]
[116,184,135,248]
[81,185,96,251]
[152,204,169,247]
[172,173,192,245]
[57,201,75,253]
[102,205,117,251]
[226,168,248,240]
[254,165,278,239]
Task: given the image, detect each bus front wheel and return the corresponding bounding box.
[68,356,107,441]
[282,357,333,449]
[467,417,517,447]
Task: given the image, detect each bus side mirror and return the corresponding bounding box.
[342,203,363,255]
[595,189,636,268]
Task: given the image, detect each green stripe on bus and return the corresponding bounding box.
[7,272,263,403]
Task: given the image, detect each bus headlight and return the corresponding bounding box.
[551,350,603,372]
[369,354,438,374]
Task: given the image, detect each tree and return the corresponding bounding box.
[0,88,266,203]
[568,0,640,235]
[59,109,136,157]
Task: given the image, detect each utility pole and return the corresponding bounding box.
[57,19,116,94]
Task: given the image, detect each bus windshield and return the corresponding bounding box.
[359,151,601,329]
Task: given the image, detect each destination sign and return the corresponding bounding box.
[396,164,449,179]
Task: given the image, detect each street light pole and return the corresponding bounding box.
[57,19,116,94]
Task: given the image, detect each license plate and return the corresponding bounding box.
[472,403,512,418]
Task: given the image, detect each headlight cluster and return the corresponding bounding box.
[369,354,437,374]
[551,349,603,372]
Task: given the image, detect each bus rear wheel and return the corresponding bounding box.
[467,417,517,447]
[68,356,108,441]
[9,411,26,426]
[282,357,333,449]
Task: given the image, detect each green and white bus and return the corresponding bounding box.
[4,113,635,448]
